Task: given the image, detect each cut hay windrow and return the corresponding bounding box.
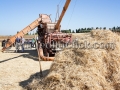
[26,30,120,90]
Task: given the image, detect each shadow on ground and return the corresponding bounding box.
[19,69,50,89]
[22,49,38,61]
[0,49,39,63]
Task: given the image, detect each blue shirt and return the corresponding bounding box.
[16,37,20,43]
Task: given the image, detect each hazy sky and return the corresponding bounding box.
[0,0,120,35]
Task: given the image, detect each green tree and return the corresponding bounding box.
[78,28,81,33]
[112,26,116,30]
[72,30,75,33]
[81,28,83,30]
[91,27,94,30]
[116,26,120,32]
[109,28,111,30]
[69,29,71,33]
[103,27,106,30]
[96,27,99,29]
[61,30,71,33]
[76,29,78,33]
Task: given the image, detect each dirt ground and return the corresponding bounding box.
[0,46,53,90]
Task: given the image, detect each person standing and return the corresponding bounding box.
[32,38,35,47]
[15,36,20,52]
[2,39,6,47]
[20,36,25,52]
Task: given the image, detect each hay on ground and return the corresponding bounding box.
[26,30,120,90]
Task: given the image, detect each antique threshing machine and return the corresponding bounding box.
[1,0,72,61]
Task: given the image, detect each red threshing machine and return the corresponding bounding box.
[1,0,72,61]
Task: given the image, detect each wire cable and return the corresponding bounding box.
[66,0,78,30]
[58,0,65,7]
[58,0,63,5]
[54,0,64,22]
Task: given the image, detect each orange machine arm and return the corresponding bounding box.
[1,14,52,52]
[55,0,71,30]
[1,18,41,52]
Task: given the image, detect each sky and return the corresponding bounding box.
[0,0,120,35]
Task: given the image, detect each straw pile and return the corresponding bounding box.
[26,30,120,90]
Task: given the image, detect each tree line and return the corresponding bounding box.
[20,26,120,35]
[61,26,120,33]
